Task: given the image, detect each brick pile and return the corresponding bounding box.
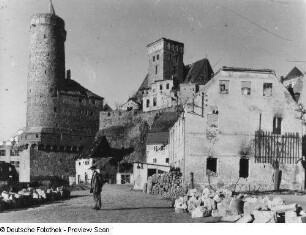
[145,172,188,199]
[0,186,70,212]
[174,187,306,223]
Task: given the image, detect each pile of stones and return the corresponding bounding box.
[174,187,306,223]
[144,172,187,199]
[0,186,70,212]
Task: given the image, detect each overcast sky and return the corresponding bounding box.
[0,0,306,140]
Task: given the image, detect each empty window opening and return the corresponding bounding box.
[219,80,229,94]
[153,97,157,106]
[160,84,163,90]
[146,99,150,108]
[166,83,170,89]
[239,158,249,178]
[273,117,282,135]
[166,158,169,164]
[157,54,159,60]
[241,81,251,95]
[153,56,155,62]
[155,66,158,74]
[54,107,57,112]
[36,134,38,138]
[206,157,217,174]
[263,83,273,97]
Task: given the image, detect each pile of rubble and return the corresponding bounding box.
[174,187,306,223]
[0,186,70,212]
[144,172,187,199]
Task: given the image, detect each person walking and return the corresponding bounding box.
[90,166,104,210]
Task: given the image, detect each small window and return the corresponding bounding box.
[167,43,171,50]
[166,158,169,163]
[44,34,46,39]
[239,158,249,178]
[153,97,157,107]
[206,157,217,174]
[155,66,158,74]
[157,54,159,60]
[241,81,251,95]
[153,56,155,62]
[36,134,38,138]
[219,80,229,94]
[146,99,150,108]
[263,83,273,97]
[54,107,57,112]
[79,98,82,103]
[160,84,163,90]
[166,83,169,89]
[273,117,282,135]
[153,158,157,163]
[78,162,81,166]
[107,112,111,117]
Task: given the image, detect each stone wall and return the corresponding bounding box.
[19,146,77,183]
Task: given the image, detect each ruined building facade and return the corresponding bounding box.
[19,2,104,182]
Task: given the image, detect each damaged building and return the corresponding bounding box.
[169,66,305,191]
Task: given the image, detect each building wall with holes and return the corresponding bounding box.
[146,144,170,166]
[142,80,175,112]
[169,69,305,191]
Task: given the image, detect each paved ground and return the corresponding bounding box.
[0,185,305,223]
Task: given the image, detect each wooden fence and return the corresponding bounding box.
[254,131,300,164]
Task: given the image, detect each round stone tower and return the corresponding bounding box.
[26,1,66,129]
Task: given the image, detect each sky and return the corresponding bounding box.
[0,0,306,140]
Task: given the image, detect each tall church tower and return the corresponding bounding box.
[26,0,66,129]
[147,38,184,87]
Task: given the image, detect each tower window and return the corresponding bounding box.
[273,117,282,135]
[153,97,157,107]
[155,66,158,74]
[153,56,155,62]
[157,54,159,60]
[146,99,150,108]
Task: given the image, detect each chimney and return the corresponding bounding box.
[67,70,71,80]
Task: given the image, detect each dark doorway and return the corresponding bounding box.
[148,169,157,177]
[239,158,249,178]
[206,157,217,173]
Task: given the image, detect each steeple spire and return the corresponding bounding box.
[49,0,56,15]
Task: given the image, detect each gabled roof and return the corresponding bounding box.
[183,58,214,85]
[59,79,104,100]
[147,111,180,145]
[103,104,113,112]
[138,74,150,91]
[220,66,275,74]
[284,67,304,81]
[293,76,304,94]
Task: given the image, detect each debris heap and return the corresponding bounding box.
[0,186,70,212]
[145,172,187,199]
[174,187,306,223]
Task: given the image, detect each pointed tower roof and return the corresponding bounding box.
[49,0,56,15]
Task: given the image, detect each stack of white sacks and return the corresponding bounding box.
[0,186,70,211]
[174,187,306,223]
